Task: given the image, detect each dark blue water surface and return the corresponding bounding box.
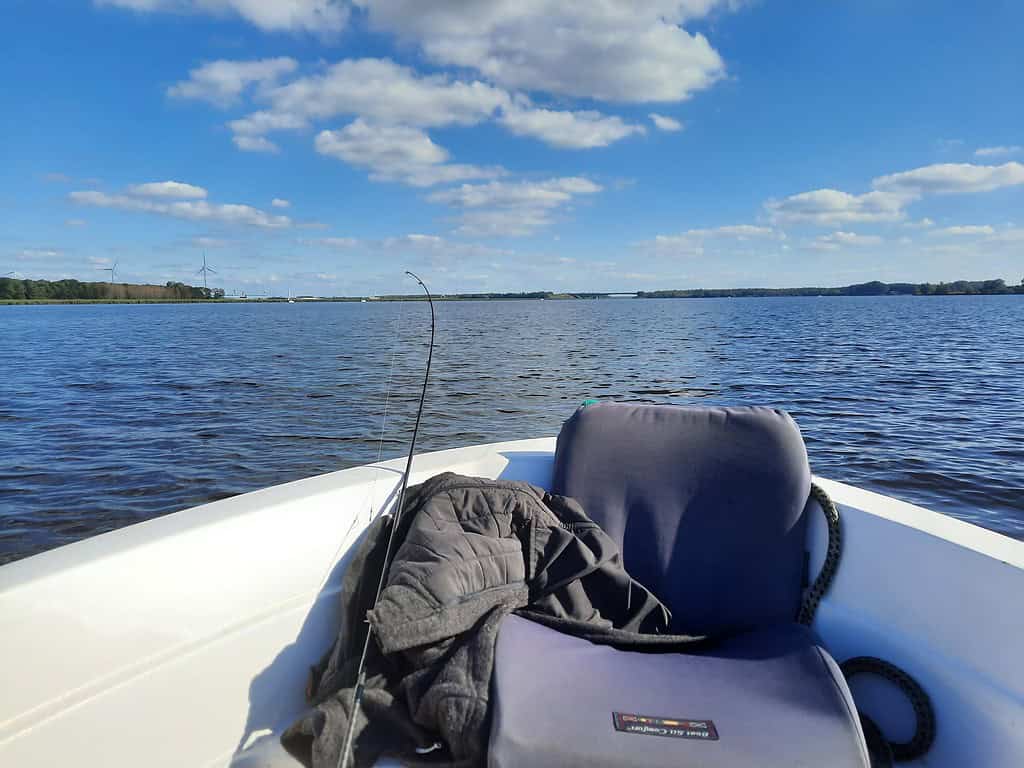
[2,296,1023,563]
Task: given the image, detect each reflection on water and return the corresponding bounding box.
[2,295,1022,563]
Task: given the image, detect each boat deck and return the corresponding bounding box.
[1,439,1022,766]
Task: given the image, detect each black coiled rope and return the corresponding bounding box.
[798,482,842,626]
[797,483,935,765]
[842,657,936,764]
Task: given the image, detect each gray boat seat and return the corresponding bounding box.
[488,404,870,767]
[491,615,869,768]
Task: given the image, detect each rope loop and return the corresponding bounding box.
[841,656,936,762]
[797,486,935,763]
[798,482,842,625]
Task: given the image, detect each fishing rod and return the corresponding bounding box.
[338,271,435,768]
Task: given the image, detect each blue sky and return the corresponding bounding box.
[4,0,1022,295]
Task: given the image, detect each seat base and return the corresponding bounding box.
[489,615,869,768]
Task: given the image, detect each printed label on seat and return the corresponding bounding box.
[612,712,719,741]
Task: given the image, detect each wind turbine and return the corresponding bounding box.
[98,261,118,284]
[196,252,216,290]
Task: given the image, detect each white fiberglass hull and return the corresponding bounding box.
[1,438,1022,767]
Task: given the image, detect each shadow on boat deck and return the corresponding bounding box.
[230,468,404,766]
[496,450,554,486]
[229,452,552,765]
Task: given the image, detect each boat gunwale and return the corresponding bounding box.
[3,437,1020,585]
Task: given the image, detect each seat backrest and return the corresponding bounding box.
[552,403,811,636]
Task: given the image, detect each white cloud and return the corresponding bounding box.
[975,146,1022,158]
[168,57,298,107]
[65,218,88,228]
[989,227,1024,243]
[377,233,510,259]
[317,120,438,167]
[646,235,705,256]
[259,58,509,131]
[766,162,1024,229]
[686,224,775,238]
[642,224,777,256]
[428,177,602,208]
[450,208,558,238]
[386,233,443,248]
[428,177,603,237]
[929,225,995,236]
[354,1,729,102]
[97,1,348,34]
[192,236,232,248]
[233,136,280,153]
[498,102,645,149]
[271,198,291,208]
[217,58,513,166]
[872,162,1024,196]
[904,217,935,229]
[314,119,504,187]
[70,189,291,228]
[303,236,358,249]
[766,189,907,225]
[806,241,837,252]
[828,231,883,245]
[174,51,703,175]
[230,110,308,136]
[127,180,207,199]
[649,113,684,131]
[300,232,511,260]
[809,231,883,251]
[18,248,63,259]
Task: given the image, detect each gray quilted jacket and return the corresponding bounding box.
[282,472,705,768]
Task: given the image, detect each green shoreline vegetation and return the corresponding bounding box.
[636,278,1024,298]
[0,278,225,304]
[2,276,1022,305]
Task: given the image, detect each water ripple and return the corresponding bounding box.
[1,295,1023,563]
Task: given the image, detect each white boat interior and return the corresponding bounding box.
[1,436,1022,767]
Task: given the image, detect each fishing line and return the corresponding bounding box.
[338,271,435,768]
[315,292,409,593]
[369,295,409,513]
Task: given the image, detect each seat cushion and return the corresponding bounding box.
[489,615,869,768]
[552,404,811,635]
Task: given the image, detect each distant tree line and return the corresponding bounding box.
[0,278,224,301]
[638,279,1024,299]
[6,277,1021,303]
[372,291,617,301]
[376,291,553,301]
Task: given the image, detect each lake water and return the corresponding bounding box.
[2,296,1023,564]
